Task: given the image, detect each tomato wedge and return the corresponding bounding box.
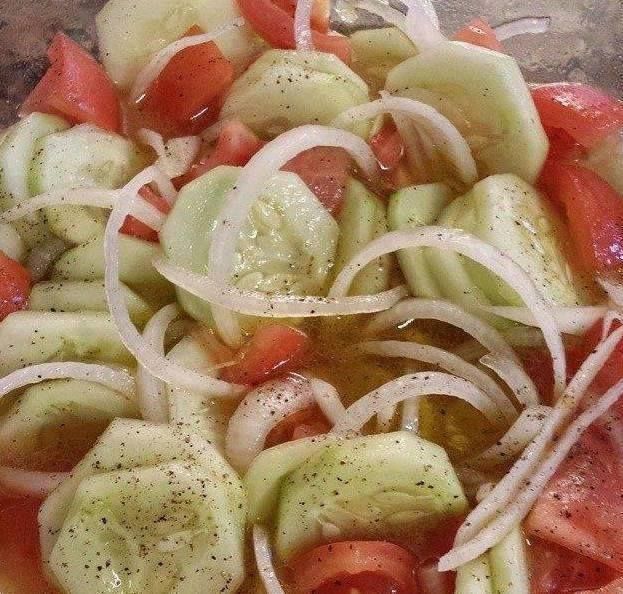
[236,0,351,63]
[577,577,623,594]
[453,18,503,52]
[272,0,331,33]
[119,187,171,243]
[265,406,330,447]
[139,28,234,136]
[220,324,311,385]
[539,160,623,274]
[0,252,31,321]
[532,83,623,149]
[177,120,265,187]
[282,146,352,214]
[289,541,418,594]
[20,33,120,133]
[369,122,405,171]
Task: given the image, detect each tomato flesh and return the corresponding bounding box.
[120,187,171,243]
[370,122,405,171]
[272,0,331,33]
[0,252,31,321]
[20,33,120,133]
[265,406,331,447]
[453,18,503,52]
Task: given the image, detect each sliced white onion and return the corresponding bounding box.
[0,223,25,262]
[332,96,477,186]
[402,0,446,51]
[598,277,623,310]
[103,166,244,398]
[470,405,551,468]
[309,378,347,425]
[130,18,245,101]
[354,0,410,37]
[205,125,380,346]
[27,237,67,283]
[601,310,622,342]
[494,17,551,42]
[480,354,540,408]
[440,376,623,571]
[136,304,180,423]
[330,371,499,435]
[376,405,397,432]
[154,257,408,317]
[294,0,315,51]
[225,376,314,472]
[401,397,420,431]
[331,228,566,398]
[253,525,286,594]
[138,128,201,179]
[0,362,135,401]
[453,327,545,362]
[480,304,608,336]
[360,340,517,424]
[0,467,69,498]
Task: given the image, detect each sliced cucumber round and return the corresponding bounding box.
[30,124,148,245]
[160,165,339,324]
[386,41,549,183]
[455,554,494,594]
[388,183,454,298]
[220,49,370,138]
[334,178,392,295]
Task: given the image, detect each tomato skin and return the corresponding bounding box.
[0,252,31,321]
[282,147,352,214]
[288,541,418,594]
[120,187,171,242]
[538,161,623,274]
[220,324,311,385]
[236,0,352,63]
[532,83,623,149]
[139,36,234,136]
[265,406,330,447]
[370,122,405,171]
[272,0,331,33]
[577,577,623,594]
[453,18,503,51]
[20,33,120,133]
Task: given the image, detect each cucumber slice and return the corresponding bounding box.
[51,234,174,303]
[30,124,147,245]
[0,379,138,458]
[96,0,262,88]
[0,223,25,262]
[586,130,623,194]
[0,113,69,249]
[386,41,549,183]
[29,280,155,327]
[334,178,391,295]
[350,27,417,93]
[275,431,467,561]
[40,419,246,593]
[457,174,586,306]
[489,526,530,594]
[220,49,370,138]
[388,183,454,298]
[455,554,494,594]
[160,165,339,324]
[167,336,237,450]
[0,311,132,376]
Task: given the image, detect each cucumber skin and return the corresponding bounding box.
[388,183,453,298]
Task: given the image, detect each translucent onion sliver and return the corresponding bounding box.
[480,354,540,407]
[309,378,347,425]
[253,525,287,594]
[0,467,69,498]
[294,0,315,50]
[493,17,551,41]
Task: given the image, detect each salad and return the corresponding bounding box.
[1,0,623,592]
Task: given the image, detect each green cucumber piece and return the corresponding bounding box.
[0,311,132,376]
[386,41,549,183]
[29,124,147,244]
[160,165,339,324]
[0,379,138,457]
[51,234,174,303]
[41,420,246,594]
[220,49,370,138]
[29,280,155,327]
[489,526,530,594]
[455,554,494,594]
[275,431,467,561]
[388,183,454,298]
[334,178,391,295]
[585,130,623,194]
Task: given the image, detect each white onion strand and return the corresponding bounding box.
[309,378,347,425]
[480,354,540,408]
[294,0,315,51]
[253,525,287,594]
[0,467,69,498]
[494,17,551,41]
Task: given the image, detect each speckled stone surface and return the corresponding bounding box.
[0,0,621,127]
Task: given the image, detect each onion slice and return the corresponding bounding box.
[309,378,347,425]
[330,372,499,435]
[0,467,69,498]
[354,1,410,37]
[494,17,551,41]
[403,0,446,50]
[294,0,314,51]
[331,228,566,398]
[480,354,540,408]
[138,128,201,179]
[599,277,623,310]
[130,18,245,101]
[253,525,287,594]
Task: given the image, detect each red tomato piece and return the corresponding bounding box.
[139,34,234,136]
[177,120,265,187]
[265,406,331,447]
[236,0,352,63]
[529,538,621,594]
[453,18,504,52]
[0,252,31,321]
[20,33,120,133]
[282,147,352,214]
[531,83,623,149]
[370,122,405,171]
[272,0,331,33]
[577,577,623,594]
[538,161,623,274]
[288,541,418,594]
[220,324,311,385]
[120,186,171,243]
